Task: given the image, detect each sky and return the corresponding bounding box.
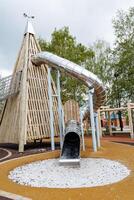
[0,0,134,77]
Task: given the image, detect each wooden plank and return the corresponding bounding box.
[108,111,112,136]
[64,100,80,123]
[0,24,60,150]
[127,103,134,139]
[100,107,127,112]
[19,33,29,152]
[97,108,102,137]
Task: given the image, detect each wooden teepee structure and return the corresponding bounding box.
[0,20,59,152]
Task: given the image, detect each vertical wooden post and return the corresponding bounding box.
[128,103,134,139]
[108,111,112,136]
[48,67,55,150]
[19,33,29,152]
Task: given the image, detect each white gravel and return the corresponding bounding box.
[8,158,130,188]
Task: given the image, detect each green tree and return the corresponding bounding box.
[87,40,112,84]
[110,7,134,106]
[39,27,94,105]
[86,40,113,105]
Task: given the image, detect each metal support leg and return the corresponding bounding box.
[80,107,85,151]
[88,89,97,152]
[61,107,65,134]
[57,70,63,148]
[94,112,101,148]
[48,67,55,150]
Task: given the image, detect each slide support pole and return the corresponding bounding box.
[48,67,55,150]
[94,112,101,148]
[88,89,97,152]
[57,70,63,148]
[80,107,85,151]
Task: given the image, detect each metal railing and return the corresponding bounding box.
[0,71,22,102]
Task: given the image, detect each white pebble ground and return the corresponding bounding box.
[8,158,130,188]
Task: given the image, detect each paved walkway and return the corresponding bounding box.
[102,135,134,143]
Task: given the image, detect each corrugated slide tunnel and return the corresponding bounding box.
[59,120,81,165]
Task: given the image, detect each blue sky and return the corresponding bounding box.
[0,0,134,77]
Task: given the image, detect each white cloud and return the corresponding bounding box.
[0,68,12,77]
[0,0,134,74]
[0,50,13,77]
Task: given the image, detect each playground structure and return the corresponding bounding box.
[0,20,60,153]
[0,19,106,157]
[62,100,84,164]
[59,120,81,165]
[0,19,134,200]
[32,51,106,154]
[98,104,134,138]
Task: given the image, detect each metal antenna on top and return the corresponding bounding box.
[23,13,35,20]
[23,13,35,35]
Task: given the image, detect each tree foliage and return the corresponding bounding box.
[110,7,134,106]
[39,7,134,107]
[39,27,94,105]
[87,40,112,85]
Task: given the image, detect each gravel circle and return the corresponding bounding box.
[8,158,130,188]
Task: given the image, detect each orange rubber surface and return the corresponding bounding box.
[0,140,134,200]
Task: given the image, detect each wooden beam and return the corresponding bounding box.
[100,107,127,112]
[127,103,134,139]
[19,33,29,152]
[108,111,112,136]
[97,108,102,137]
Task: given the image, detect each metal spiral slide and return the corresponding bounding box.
[32,51,106,110]
[32,51,106,164]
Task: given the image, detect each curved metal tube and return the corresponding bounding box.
[32,51,106,110]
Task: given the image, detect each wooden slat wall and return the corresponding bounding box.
[64,99,80,124]
[26,34,59,140]
[0,29,59,144]
[0,37,27,143]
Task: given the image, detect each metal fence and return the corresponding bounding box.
[0,71,22,102]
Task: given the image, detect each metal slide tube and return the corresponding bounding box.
[59,120,81,165]
[32,51,106,110]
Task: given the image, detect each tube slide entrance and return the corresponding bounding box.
[59,120,81,165]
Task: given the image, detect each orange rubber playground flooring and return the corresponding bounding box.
[0,138,134,200]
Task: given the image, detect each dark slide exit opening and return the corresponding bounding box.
[61,132,80,159]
